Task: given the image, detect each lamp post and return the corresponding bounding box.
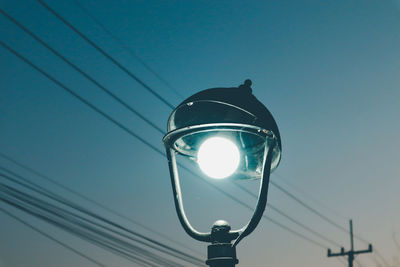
[163,80,282,266]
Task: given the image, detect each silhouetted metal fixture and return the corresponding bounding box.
[163,80,282,266]
[327,220,373,267]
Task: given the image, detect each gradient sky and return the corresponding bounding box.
[1,0,400,266]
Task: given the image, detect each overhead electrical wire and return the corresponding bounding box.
[0,187,179,267]
[0,207,107,267]
[37,0,175,110]
[0,42,204,266]
[0,9,198,255]
[0,42,202,266]
[0,8,343,250]
[0,153,332,255]
[0,192,163,267]
[0,41,330,251]
[269,180,370,244]
[34,0,362,246]
[273,173,349,220]
[234,183,341,248]
[268,179,388,267]
[0,169,204,266]
[33,1,384,253]
[374,250,390,267]
[4,2,386,262]
[0,40,161,156]
[0,152,203,258]
[269,176,390,266]
[393,231,400,251]
[71,0,185,100]
[0,203,180,267]
[0,8,164,135]
[0,171,202,267]
[0,183,163,267]
[336,257,347,267]
[355,258,364,267]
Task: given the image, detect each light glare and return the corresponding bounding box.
[197,137,240,179]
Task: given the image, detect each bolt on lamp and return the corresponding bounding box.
[163,80,281,266]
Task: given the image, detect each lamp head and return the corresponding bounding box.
[163,80,281,180]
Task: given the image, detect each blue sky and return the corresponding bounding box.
[1,0,400,266]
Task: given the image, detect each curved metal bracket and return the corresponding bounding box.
[232,139,274,247]
[166,136,275,245]
[166,148,212,242]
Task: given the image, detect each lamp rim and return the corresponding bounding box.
[163,122,276,153]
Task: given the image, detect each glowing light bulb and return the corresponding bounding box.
[197,137,240,179]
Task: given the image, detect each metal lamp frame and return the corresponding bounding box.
[163,123,277,266]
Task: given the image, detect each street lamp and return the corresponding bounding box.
[163,80,281,266]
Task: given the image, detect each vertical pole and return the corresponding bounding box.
[327,219,372,267]
[348,254,353,267]
[349,220,354,267]
[350,220,354,252]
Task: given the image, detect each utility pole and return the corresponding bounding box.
[327,220,373,267]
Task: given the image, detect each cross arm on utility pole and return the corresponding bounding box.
[328,247,346,257]
[328,244,372,257]
[327,220,373,267]
[353,244,373,255]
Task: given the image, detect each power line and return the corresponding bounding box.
[0,8,164,135]
[0,174,200,266]
[261,175,387,266]
[269,179,370,244]
[271,177,390,266]
[268,203,340,247]
[0,38,198,261]
[0,185,161,266]
[371,255,388,267]
[0,11,338,250]
[0,11,199,256]
[393,231,400,251]
[0,44,204,266]
[37,0,175,110]
[355,258,364,267]
[337,257,348,267]
[34,1,385,257]
[0,10,345,250]
[71,0,185,100]
[374,250,390,267]
[0,207,107,267]
[234,182,342,248]
[14,1,362,250]
[0,40,329,251]
[0,192,163,267]
[0,40,162,155]
[270,176,389,266]
[0,169,203,266]
[4,39,387,267]
[273,173,349,220]
[0,152,203,258]
[2,3,387,266]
